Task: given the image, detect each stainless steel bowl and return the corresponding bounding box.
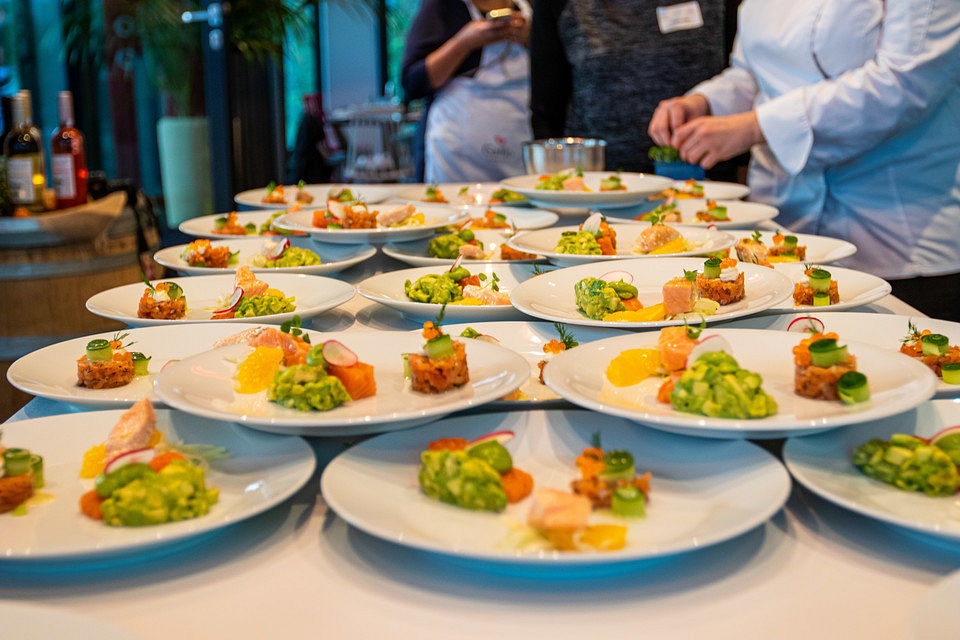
[522,138,606,174]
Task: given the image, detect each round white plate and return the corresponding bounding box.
[507,223,735,267]
[155,331,529,436]
[501,172,673,209]
[0,408,314,561]
[725,312,960,399]
[321,409,790,565]
[154,237,376,276]
[459,205,559,230]
[6,323,330,408]
[0,602,142,640]
[725,229,857,265]
[910,569,960,640]
[86,273,355,327]
[272,203,468,244]
[383,229,544,267]
[357,263,535,321]
[771,263,892,312]
[784,400,960,542]
[234,183,397,209]
[543,328,938,439]
[394,182,530,208]
[510,257,794,329]
[177,210,311,239]
[658,180,751,201]
[438,321,633,405]
[605,198,777,228]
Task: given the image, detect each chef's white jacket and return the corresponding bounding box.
[691,0,960,279]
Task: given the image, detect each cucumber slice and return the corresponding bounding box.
[85,339,113,362]
[131,352,151,376]
[808,269,832,292]
[424,334,455,360]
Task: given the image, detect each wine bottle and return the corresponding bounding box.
[51,91,88,209]
[3,91,46,212]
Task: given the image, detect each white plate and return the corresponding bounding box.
[605,198,777,228]
[321,409,790,565]
[86,273,355,327]
[507,224,736,267]
[543,328,938,439]
[910,569,960,640]
[394,182,530,208]
[177,210,311,239]
[0,602,142,639]
[154,237,376,276]
[383,229,544,267]
[660,180,751,201]
[725,229,857,265]
[771,263,892,312]
[272,203,468,244]
[154,331,529,436]
[459,205,559,230]
[784,400,960,541]
[234,183,397,209]
[0,409,314,561]
[357,263,534,321]
[6,323,330,408]
[501,172,673,209]
[438,321,633,405]
[720,312,960,399]
[510,257,794,329]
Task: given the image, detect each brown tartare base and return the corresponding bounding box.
[409,340,469,393]
[696,272,745,305]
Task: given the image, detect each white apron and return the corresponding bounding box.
[424,0,533,184]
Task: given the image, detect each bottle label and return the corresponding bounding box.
[8,157,36,203]
[52,154,76,199]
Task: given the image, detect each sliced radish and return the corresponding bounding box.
[213,287,243,314]
[706,224,718,231]
[161,359,180,371]
[787,316,825,334]
[468,430,515,447]
[263,237,290,260]
[930,425,960,446]
[601,270,633,284]
[104,447,156,474]
[581,212,603,235]
[475,334,500,344]
[327,199,346,221]
[686,334,732,366]
[322,340,358,367]
[449,254,464,272]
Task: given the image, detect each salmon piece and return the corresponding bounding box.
[662,277,697,316]
[735,238,770,267]
[562,176,587,191]
[501,467,534,503]
[377,204,415,227]
[638,224,680,253]
[622,297,643,311]
[0,474,34,513]
[657,326,697,372]
[214,327,309,366]
[458,244,485,259]
[104,398,157,459]
[657,372,682,402]
[427,437,469,451]
[328,361,377,400]
[235,266,269,297]
[527,489,591,530]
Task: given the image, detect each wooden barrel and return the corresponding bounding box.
[0,194,145,420]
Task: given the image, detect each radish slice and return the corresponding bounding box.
[104,447,156,474]
[469,430,515,447]
[475,334,500,344]
[449,254,464,272]
[327,200,346,220]
[787,316,825,334]
[212,287,243,313]
[706,224,718,231]
[263,237,290,260]
[161,359,180,371]
[930,425,960,446]
[581,212,603,235]
[601,270,633,284]
[322,340,358,367]
[686,334,732,366]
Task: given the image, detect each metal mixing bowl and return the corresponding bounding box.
[522,138,606,174]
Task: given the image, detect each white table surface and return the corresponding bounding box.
[4,249,958,640]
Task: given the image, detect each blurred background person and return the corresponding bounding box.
[530,0,741,174]
[649,0,960,320]
[402,0,532,183]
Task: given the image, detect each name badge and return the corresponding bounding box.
[656,1,704,34]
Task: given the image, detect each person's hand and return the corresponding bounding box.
[648,94,711,147]
[507,14,530,46]
[671,111,765,169]
[454,19,513,51]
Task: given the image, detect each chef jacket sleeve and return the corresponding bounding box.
[687,24,760,116]
[756,0,960,175]
[530,0,572,138]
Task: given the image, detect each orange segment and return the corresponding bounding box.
[605,349,661,387]
[236,346,284,394]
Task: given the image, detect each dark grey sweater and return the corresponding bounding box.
[531,0,737,173]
